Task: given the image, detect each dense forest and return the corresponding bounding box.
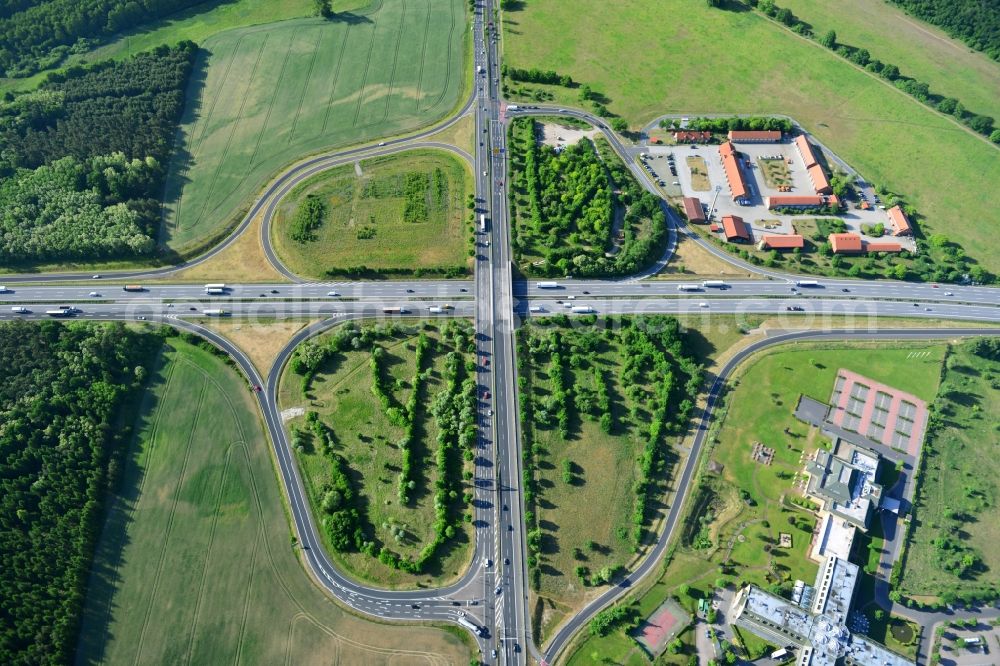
[508,118,666,278]
[887,0,1000,62]
[0,321,161,665]
[0,42,196,264]
[0,0,204,77]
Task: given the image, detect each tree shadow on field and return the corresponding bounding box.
[74,350,170,664]
[328,12,373,25]
[159,45,211,242]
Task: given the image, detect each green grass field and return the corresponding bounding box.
[271,149,472,279]
[778,0,1000,124]
[76,337,469,665]
[900,339,1000,603]
[0,0,370,95]
[162,0,468,255]
[502,0,1000,275]
[277,321,476,588]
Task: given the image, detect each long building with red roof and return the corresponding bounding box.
[766,195,839,209]
[672,130,711,143]
[830,233,863,254]
[758,234,804,251]
[718,142,748,201]
[807,164,832,194]
[728,130,782,143]
[794,135,818,168]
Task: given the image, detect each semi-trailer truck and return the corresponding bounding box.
[457,615,484,637]
[46,309,72,317]
[205,287,226,295]
[202,309,229,316]
[122,285,144,292]
[11,306,29,313]
[702,280,727,288]
[480,214,487,233]
[795,280,820,287]
[536,281,559,289]
[382,307,409,314]
[676,284,701,291]
[571,305,595,314]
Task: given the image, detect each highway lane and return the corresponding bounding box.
[0,280,475,303]
[538,326,1000,664]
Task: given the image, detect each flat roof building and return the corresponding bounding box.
[829,233,863,254]
[728,129,783,143]
[887,205,912,236]
[807,164,832,194]
[730,556,914,666]
[719,142,748,201]
[682,196,706,223]
[722,215,751,243]
[758,234,804,251]
[805,447,883,530]
[794,135,819,168]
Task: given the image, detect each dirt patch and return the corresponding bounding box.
[281,407,305,422]
[203,318,317,375]
[169,208,285,284]
[657,232,759,277]
[686,156,710,191]
[538,121,599,149]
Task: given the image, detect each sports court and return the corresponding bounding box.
[632,599,689,658]
[827,369,928,456]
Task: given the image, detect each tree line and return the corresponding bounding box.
[0,0,205,77]
[0,42,196,264]
[886,0,1000,63]
[0,320,161,665]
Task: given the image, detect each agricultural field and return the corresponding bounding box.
[563,340,947,663]
[900,338,1000,605]
[778,0,1000,124]
[76,336,470,664]
[278,320,478,588]
[271,149,473,279]
[508,118,667,278]
[163,0,469,256]
[501,0,1000,276]
[516,315,702,642]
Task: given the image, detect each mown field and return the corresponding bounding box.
[778,0,1000,124]
[502,0,1000,275]
[76,336,469,665]
[565,341,946,663]
[272,149,472,279]
[517,316,701,643]
[900,339,1000,604]
[277,320,477,588]
[163,0,468,255]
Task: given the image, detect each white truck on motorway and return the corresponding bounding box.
[0,285,8,293]
[701,280,727,288]
[571,305,595,314]
[480,213,487,233]
[795,280,820,287]
[536,281,559,289]
[529,305,544,313]
[428,306,443,313]
[457,615,484,637]
[10,306,29,313]
[202,309,229,316]
[507,104,519,111]
[204,283,227,295]
[676,284,701,291]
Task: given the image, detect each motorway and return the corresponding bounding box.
[1,2,1000,665]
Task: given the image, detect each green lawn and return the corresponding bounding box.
[277,321,476,588]
[76,337,469,665]
[901,339,1000,604]
[162,0,469,256]
[502,0,1000,276]
[778,0,1000,124]
[271,149,473,279]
